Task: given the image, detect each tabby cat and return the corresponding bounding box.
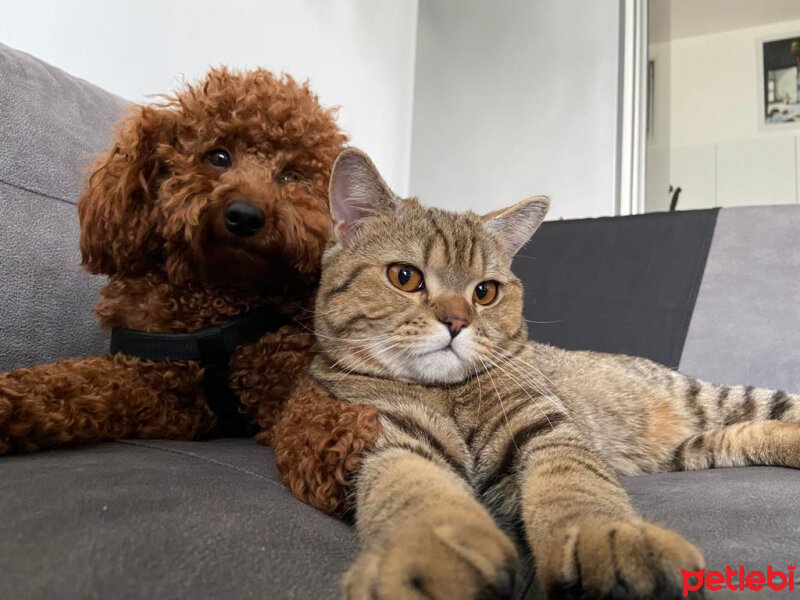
[311,148,800,600]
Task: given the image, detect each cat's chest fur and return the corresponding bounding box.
[309,344,566,437]
[310,355,455,416]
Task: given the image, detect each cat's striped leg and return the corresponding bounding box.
[480,412,705,599]
[670,421,800,470]
[343,402,519,600]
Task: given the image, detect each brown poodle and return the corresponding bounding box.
[0,68,380,512]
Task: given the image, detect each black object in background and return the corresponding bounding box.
[513,209,719,369]
[669,185,682,211]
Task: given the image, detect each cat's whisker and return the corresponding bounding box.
[333,343,390,381]
[325,337,389,376]
[478,350,559,430]
[284,331,392,348]
[499,354,562,405]
[327,342,377,372]
[331,337,405,384]
[292,320,395,344]
[472,363,485,430]
[524,318,564,325]
[479,344,563,410]
[475,341,560,403]
[480,346,550,394]
[481,339,561,396]
[475,354,519,453]
[477,346,548,398]
[294,304,343,316]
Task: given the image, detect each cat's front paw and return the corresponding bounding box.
[543,518,705,600]
[342,511,519,600]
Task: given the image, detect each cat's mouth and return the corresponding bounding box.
[419,341,460,357]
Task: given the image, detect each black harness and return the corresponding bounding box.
[110,309,293,437]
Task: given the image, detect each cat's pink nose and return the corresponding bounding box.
[439,315,468,338]
[432,295,473,338]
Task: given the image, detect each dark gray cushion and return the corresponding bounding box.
[0,440,357,600]
[1,440,796,599]
[0,42,127,371]
[624,468,799,596]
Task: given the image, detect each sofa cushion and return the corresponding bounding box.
[0,440,357,600]
[1,440,796,599]
[516,209,719,369]
[679,205,800,391]
[624,467,799,592]
[0,43,128,371]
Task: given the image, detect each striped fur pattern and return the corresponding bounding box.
[314,149,800,599]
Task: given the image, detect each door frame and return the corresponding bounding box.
[617,0,649,216]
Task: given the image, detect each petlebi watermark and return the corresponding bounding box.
[682,564,795,596]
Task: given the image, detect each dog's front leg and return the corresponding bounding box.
[0,354,214,454]
[229,324,315,438]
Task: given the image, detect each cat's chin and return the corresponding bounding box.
[391,348,471,385]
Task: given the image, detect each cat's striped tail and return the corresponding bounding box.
[671,379,800,471]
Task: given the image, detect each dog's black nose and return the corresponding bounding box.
[225,201,265,237]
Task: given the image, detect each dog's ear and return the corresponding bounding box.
[78,105,177,276]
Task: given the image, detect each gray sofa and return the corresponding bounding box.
[0,43,797,599]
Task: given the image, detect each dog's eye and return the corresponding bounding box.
[276,170,303,185]
[207,148,232,169]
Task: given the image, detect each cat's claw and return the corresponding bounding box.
[543,518,706,600]
[342,513,519,600]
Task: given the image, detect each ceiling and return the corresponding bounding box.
[651,0,800,43]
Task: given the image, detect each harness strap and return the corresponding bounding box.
[110,308,293,437]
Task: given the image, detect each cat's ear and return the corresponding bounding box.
[329,148,398,240]
[483,196,549,257]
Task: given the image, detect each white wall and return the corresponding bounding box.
[408,0,622,220]
[0,0,418,195]
[3,0,626,218]
[669,18,800,209]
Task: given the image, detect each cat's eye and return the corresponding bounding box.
[276,170,304,185]
[206,148,232,169]
[387,264,424,292]
[473,281,499,305]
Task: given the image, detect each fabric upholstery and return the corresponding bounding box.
[0,440,357,600]
[515,209,718,369]
[679,205,800,392]
[624,467,799,577]
[1,440,796,599]
[0,43,127,371]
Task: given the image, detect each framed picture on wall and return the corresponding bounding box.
[758,33,800,130]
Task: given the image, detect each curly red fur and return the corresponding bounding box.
[0,355,213,454]
[0,67,381,517]
[271,378,381,517]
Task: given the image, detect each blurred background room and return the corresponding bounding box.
[4,0,800,216]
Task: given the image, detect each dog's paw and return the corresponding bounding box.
[342,510,519,600]
[542,518,705,599]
